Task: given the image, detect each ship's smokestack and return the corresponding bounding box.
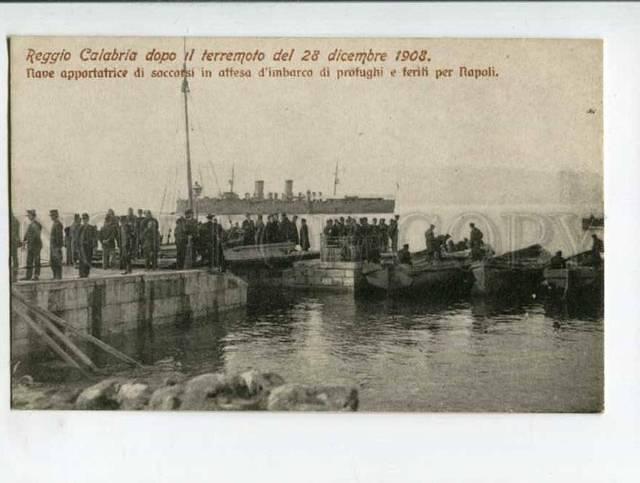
[254,180,264,200]
[285,180,293,200]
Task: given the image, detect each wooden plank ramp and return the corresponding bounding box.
[11,287,143,375]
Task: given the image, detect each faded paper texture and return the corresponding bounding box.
[9,37,603,412]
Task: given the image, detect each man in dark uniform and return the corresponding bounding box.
[10,210,21,282]
[469,223,484,261]
[211,216,225,271]
[300,218,311,251]
[142,210,159,270]
[434,234,451,260]
[69,213,81,266]
[100,211,118,269]
[136,209,145,257]
[241,214,255,246]
[255,214,265,245]
[22,209,42,281]
[390,215,400,252]
[425,224,436,261]
[291,215,300,245]
[183,208,199,268]
[64,224,72,266]
[200,214,215,266]
[398,244,412,265]
[49,209,64,280]
[591,234,604,267]
[118,215,135,274]
[175,216,187,269]
[77,213,97,278]
[379,219,389,252]
[549,250,566,269]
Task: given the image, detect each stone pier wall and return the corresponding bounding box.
[233,260,365,292]
[11,270,248,358]
[282,261,365,291]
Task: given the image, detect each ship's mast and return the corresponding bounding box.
[229,164,235,194]
[182,41,194,211]
[333,160,339,196]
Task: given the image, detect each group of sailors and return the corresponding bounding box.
[10,208,164,281]
[174,211,313,269]
[221,212,311,250]
[322,215,401,260]
[10,207,318,281]
[424,222,486,261]
[548,234,605,269]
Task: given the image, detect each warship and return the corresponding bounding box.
[176,177,395,216]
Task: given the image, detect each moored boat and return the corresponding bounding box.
[223,242,319,267]
[471,244,551,295]
[543,251,603,300]
[362,249,471,295]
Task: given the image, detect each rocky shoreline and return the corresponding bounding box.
[12,370,359,411]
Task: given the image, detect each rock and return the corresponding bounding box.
[11,384,52,409]
[240,370,285,397]
[180,373,229,410]
[267,384,359,411]
[149,384,184,410]
[74,379,122,410]
[162,372,188,387]
[116,383,152,410]
[17,375,34,386]
[49,388,83,409]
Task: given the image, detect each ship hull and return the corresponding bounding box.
[178,198,395,216]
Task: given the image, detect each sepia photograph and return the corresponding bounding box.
[8,36,603,413]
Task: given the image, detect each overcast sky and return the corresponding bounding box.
[10,37,602,216]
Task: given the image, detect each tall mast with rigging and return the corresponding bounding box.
[229,164,235,194]
[182,41,194,211]
[333,160,339,196]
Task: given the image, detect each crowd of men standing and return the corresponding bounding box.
[10,208,163,281]
[10,208,316,281]
[174,211,312,270]
[321,215,400,262]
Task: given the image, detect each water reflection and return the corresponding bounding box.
[22,287,604,412]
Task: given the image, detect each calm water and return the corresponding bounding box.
[23,289,604,412]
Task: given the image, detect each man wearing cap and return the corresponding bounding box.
[211,216,225,271]
[69,213,81,266]
[100,211,119,270]
[389,216,399,253]
[398,244,412,265]
[77,213,97,278]
[254,214,265,245]
[425,224,436,261]
[300,218,310,251]
[175,216,187,269]
[469,223,484,261]
[10,210,21,282]
[49,209,64,280]
[200,214,214,265]
[118,215,135,274]
[21,209,42,281]
[142,210,160,270]
[291,215,300,245]
[241,214,255,246]
[183,208,199,267]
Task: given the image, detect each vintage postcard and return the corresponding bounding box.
[9,36,603,412]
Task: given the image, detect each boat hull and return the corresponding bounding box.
[471,261,544,295]
[223,242,319,267]
[362,260,470,295]
[543,266,604,300]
